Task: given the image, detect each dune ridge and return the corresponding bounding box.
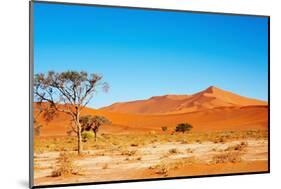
[34,86,268,136]
[100,86,267,114]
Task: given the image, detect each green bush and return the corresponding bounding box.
[82,131,94,142]
[175,123,193,133]
[161,126,168,132]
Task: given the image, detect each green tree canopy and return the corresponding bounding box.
[175,123,193,133]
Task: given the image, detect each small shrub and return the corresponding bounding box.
[82,131,94,142]
[161,126,168,132]
[186,148,193,153]
[150,157,198,177]
[161,153,170,159]
[211,152,242,164]
[130,143,139,147]
[225,142,248,152]
[212,148,217,152]
[180,140,189,144]
[121,150,137,156]
[169,148,179,154]
[149,162,169,176]
[51,152,80,177]
[213,137,226,144]
[102,163,108,169]
[96,152,105,156]
[171,157,198,169]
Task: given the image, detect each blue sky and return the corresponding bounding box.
[34,2,268,108]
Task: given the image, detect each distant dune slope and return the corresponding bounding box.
[35,105,268,136]
[100,86,267,114]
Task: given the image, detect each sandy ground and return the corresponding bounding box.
[34,139,268,186]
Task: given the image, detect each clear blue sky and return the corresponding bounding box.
[34,2,268,108]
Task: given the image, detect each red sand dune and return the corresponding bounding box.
[34,86,268,136]
[100,86,267,114]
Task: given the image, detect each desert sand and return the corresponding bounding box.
[34,137,268,186]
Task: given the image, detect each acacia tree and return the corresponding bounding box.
[34,71,108,155]
[79,115,111,142]
[175,123,193,133]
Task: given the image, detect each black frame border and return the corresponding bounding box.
[29,1,270,188]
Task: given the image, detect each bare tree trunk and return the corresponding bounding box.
[77,127,82,155]
[76,112,83,155]
[94,131,97,142]
[38,136,41,154]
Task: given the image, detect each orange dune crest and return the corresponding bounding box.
[100,86,267,114]
[34,86,268,136]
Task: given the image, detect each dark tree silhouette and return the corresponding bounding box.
[161,126,168,132]
[175,123,193,133]
[79,115,111,142]
[34,71,108,154]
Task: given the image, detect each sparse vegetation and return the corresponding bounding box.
[81,131,94,142]
[149,161,169,176]
[169,148,179,154]
[171,157,199,168]
[102,163,108,169]
[211,152,242,164]
[33,129,268,185]
[186,148,194,153]
[34,130,268,153]
[224,142,248,152]
[130,143,139,147]
[121,150,137,156]
[213,136,226,143]
[51,152,81,177]
[149,157,199,176]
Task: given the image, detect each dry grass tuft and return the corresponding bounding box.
[186,148,194,153]
[130,143,139,147]
[149,162,169,176]
[51,152,81,177]
[169,148,179,154]
[224,142,248,152]
[180,139,189,144]
[211,152,242,164]
[171,157,198,169]
[102,163,108,169]
[121,150,137,156]
[149,157,199,177]
[213,136,226,144]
